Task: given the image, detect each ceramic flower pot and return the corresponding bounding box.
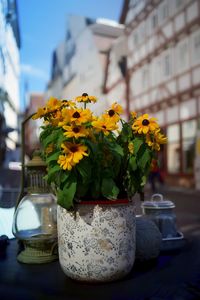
[57,199,136,282]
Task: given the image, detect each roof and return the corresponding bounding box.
[90,19,124,38]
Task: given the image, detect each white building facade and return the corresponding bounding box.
[47,15,124,115]
[126,0,200,187]
[0,0,20,160]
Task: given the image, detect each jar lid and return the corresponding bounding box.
[141,194,175,209]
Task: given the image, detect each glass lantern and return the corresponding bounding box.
[12,153,58,264]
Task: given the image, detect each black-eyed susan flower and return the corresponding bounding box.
[63,124,89,139]
[103,102,123,122]
[92,116,118,136]
[59,108,93,126]
[61,99,75,107]
[57,142,88,170]
[146,130,167,151]
[130,111,137,119]
[70,108,93,124]
[57,154,74,171]
[75,93,97,103]
[132,114,159,134]
[49,110,63,126]
[46,97,61,110]
[108,102,123,115]
[32,107,47,120]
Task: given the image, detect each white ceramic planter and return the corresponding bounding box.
[57,200,136,282]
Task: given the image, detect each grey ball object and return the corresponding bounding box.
[136,216,162,261]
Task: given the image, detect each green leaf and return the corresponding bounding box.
[42,128,62,148]
[138,148,151,170]
[46,151,60,163]
[57,175,77,210]
[140,175,147,186]
[60,170,70,183]
[76,158,91,184]
[110,144,124,156]
[46,164,60,183]
[101,178,119,200]
[129,156,137,171]
[90,175,101,199]
[133,138,143,154]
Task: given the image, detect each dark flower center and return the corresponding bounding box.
[73,111,80,118]
[52,110,58,117]
[73,127,80,133]
[142,119,150,126]
[108,109,115,117]
[70,146,78,153]
[82,93,88,97]
[62,100,68,105]
[102,125,107,129]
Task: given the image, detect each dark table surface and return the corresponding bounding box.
[0,237,200,300]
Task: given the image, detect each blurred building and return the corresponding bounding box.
[105,0,200,188]
[24,92,45,157]
[0,0,21,165]
[103,35,129,120]
[47,15,124,114]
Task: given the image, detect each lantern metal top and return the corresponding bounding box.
[26,151,46,168]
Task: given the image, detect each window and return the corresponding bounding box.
[160,2,169,23]
[176,39,189,72]
[0,47,5,75]
[193,31,200,64]
[152,13,158,29]
[162,3,169,19]
[155,111,165,126]
[182,120,197,173]
[176,0,185,10]
[163,53,172,77]
[141,67,148,90]
[167,124,180,173]
[133,32,138,47]
[166,105,179,124]
[180,99,196,120]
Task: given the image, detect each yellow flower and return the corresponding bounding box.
[132,114,159,134]
[108,102,123,115]
[75,93,97,103]
[57,142,88,170]
[59,108,93,126]
[50,110,63,126]
[71,108,93,125]
[57,154,74,171]
[61,99,75,107]
[46,97,61,110]
[63,124,89,139]
[128,142,134,154]
[146,130,167,151]
[102,103,123,123]
[131,111,137,119]
[92,116,118,136]
[32,107,47,120]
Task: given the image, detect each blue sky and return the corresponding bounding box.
[17,0,123,108]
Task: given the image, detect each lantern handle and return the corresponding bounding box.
[151,193,163,202]
[15,113,35,209]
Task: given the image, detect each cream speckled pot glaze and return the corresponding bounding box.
[57,200,136,282]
